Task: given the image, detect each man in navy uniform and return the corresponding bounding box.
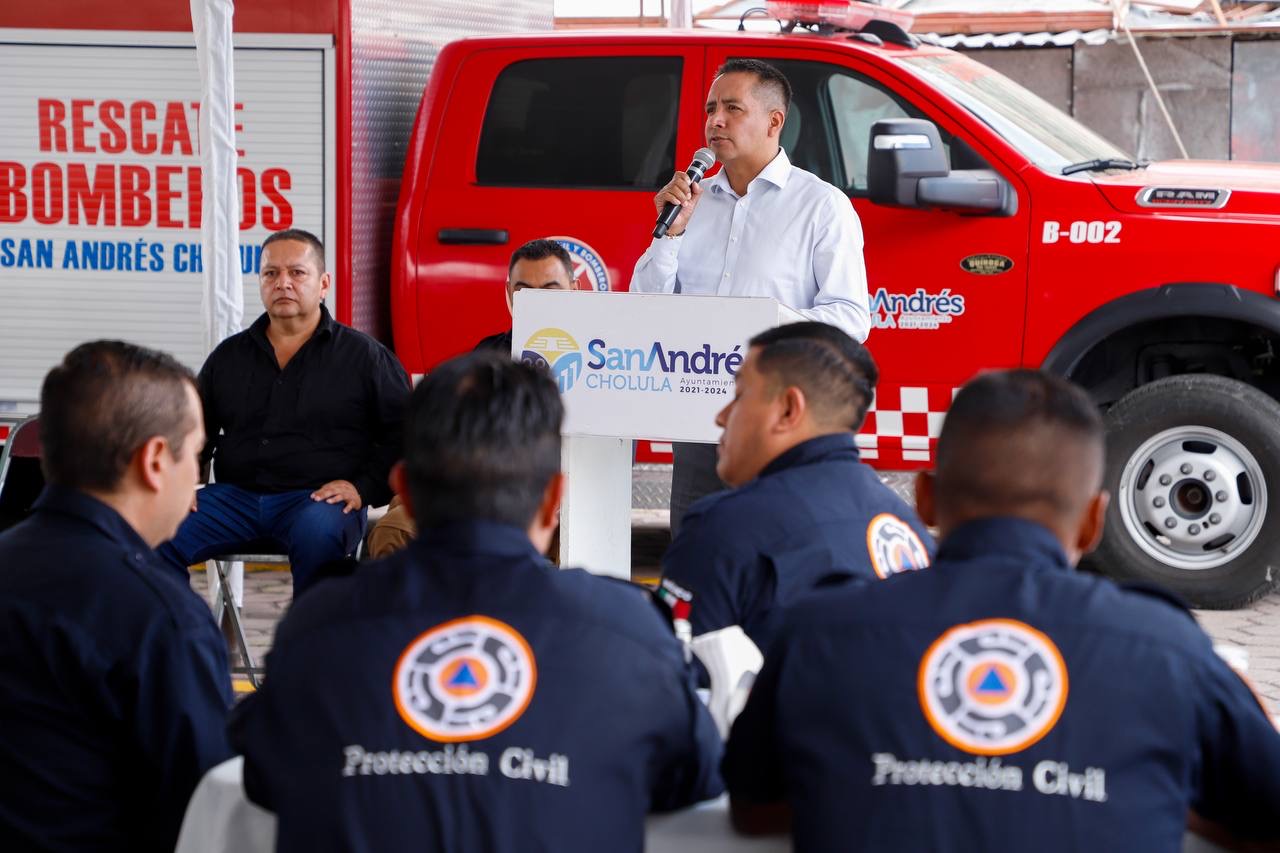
[724,370,1280,851]
[658,321,932,654]
[229,352,722,852]
[0,341,233,852]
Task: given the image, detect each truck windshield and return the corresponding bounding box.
[900,53,1132,172]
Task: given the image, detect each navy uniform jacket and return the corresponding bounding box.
[229,519,723,853]
[724,517,1280,852]
[660,433,933,652]
[0,486,234,852]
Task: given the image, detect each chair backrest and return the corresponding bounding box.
[0,416,43,532]
[688,625,763,741]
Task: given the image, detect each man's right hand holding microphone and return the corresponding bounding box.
[652,147,716,239]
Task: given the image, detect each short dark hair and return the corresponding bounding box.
[936,370,1104,519]
[262,228,326,271]
[748,321,877,430]
[508,238,575,284]
[40,340,198,492]
[404,352,563,529]
[717,58,792,113]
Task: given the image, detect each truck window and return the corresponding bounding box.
[740,59,935,194]
[476,56,682,189]
[826,73,910,192]
[900,53,1130,172]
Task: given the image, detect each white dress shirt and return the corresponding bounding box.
[630,149,870,342]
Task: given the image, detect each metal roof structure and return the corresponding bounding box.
[691,0,1280,39]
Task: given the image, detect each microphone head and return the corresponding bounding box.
[691,147,717,174]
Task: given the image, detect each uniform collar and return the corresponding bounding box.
[758,432,858,480]
[936,517,1071,572]
[414,518,543,561]
[708,148,792,197]
[31,484,154,556]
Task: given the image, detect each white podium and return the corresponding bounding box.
[512,291,801,578]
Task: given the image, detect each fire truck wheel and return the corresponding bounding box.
[1086,374,1280,609]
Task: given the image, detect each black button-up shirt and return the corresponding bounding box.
[200,306,409,506]
[0,485,234,852]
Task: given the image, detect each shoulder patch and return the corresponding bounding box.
[866,513,930,579]
[1117,581,1197,623]
[657,577,694,642]
[657,577,692,614]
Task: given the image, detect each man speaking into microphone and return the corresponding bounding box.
[631,58,870,532]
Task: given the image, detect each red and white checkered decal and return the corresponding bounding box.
[857,384,960,468]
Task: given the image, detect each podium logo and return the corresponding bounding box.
[522,328,583,393]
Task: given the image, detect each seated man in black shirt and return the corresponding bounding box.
[0,341,233,852]
[159,228,409,594]
[230,352,723,852]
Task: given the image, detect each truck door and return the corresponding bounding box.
[704,46,1030,468]
[401,43,705,370]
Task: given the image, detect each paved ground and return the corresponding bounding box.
[1195,598,1280,707]
[197,464,1280,710]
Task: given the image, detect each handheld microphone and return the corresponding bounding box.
[653,148,717,239]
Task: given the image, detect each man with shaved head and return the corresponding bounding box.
[631,58,871,533]
[723,369,1280,852]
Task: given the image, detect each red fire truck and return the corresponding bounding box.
[393,2,1280,608]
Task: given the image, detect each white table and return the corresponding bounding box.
[177,757,1231,853]
[175,757,789,853]
[174,758,274,852]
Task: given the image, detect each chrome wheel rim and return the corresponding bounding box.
[1117,425,1267,571]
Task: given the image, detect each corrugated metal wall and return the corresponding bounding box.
[348,0,554,341]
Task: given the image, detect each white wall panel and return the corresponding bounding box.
[0,32,332,408]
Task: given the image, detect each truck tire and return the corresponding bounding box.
[1084,374,1280,608]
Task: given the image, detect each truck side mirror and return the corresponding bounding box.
[867,118,948,206]
[868,118,1014,215]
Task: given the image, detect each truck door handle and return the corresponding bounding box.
[437,228,509,245]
